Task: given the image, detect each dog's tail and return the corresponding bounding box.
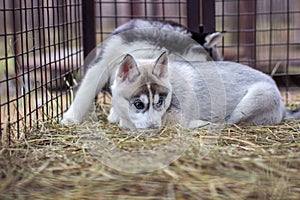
[284,108,300,120]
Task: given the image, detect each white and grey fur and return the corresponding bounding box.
[107,52,299,129]
[61,20,223,124]
[61,20,299,128]
[111,19,224,61]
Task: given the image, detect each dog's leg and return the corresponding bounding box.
[226,82,284,125]
[61,64,110,124]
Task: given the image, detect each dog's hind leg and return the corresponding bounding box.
[226,82,284,125]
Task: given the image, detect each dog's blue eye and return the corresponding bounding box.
[134,99,145,110]
[156,99,164,107]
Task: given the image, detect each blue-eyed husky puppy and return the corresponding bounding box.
[61,20,223,124]
[107,52,299,129]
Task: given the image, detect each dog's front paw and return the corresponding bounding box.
[107,107,119,123]
[61,107,81,124]
[188,120,210,129]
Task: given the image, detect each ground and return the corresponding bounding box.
[1,104,299,199]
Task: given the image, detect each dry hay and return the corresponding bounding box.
[0,104,300,199]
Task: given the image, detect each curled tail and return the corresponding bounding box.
[284,108,300,120]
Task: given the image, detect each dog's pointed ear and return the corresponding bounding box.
[117,54,140,82]
[153,51,168,78]
[204,32,224,49]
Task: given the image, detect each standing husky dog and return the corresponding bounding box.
[61,20,223,124]
[107,52,298,129]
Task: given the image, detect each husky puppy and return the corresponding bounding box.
[61,20,223,124]
[108,52,299,129]
[112,19,224,61]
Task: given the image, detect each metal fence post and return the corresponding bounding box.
[201,0,216,33]
[187,0,216,33]
[187,0,200,32]
[82,0,96,62]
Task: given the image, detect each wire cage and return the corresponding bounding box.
[215,0,300,87]
[0,0,83,140]
[1,0,300,142]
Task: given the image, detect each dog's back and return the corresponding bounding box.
[168,61,285,125]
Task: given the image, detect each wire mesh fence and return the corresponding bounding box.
[0,0,83,139]
[94,1,188,43]
[215,0,300,86]
[1,0,300,143]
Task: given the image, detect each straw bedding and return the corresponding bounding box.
[1,102,299,199]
